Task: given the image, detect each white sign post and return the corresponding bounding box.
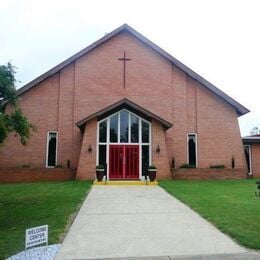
[25,225,48,249]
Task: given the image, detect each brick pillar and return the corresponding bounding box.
[76,118,97,180]
[152,119,172,179]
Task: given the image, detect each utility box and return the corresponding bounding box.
[256,181,260,198]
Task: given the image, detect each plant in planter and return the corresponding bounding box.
[179,163,196,168]
[55,164,63,168]
[148,165,157,182]
[96,165,104,181]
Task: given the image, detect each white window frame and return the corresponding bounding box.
[187,133,198,167]
[46,131,58,168]
[96,109,152,180]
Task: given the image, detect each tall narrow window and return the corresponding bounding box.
[120,111,129,143]
[47,132,57,167]
[99,120,107,142]
[142,145,149,176]
[188,134,197,167]
[110,114,118,142]
[130,114,139,143]
[142,121,149,143]
[99,145,107,167]
[244,145,252,174]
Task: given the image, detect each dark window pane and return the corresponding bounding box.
[142,145,149,176]
[130,115,139,143]
[188,134,196,166]
[142,121,149,143]
[120,111,129,143]
[244,146,251,173]
[110,114,118,142]
[99,120,107,142]
[99,145,107,167]
[48,132,57,167]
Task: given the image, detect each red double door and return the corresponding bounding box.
[109,145,139,179]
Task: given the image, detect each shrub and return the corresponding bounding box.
[21,164,30,168]
[179,163,196,168]
[96,165,104,169]
[210,164,225,169]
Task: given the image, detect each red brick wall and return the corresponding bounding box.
[1,75,60,167]
[196,81,246,169]
[0,167,76,183]
[0,31,247,180]
[251,143,260,177]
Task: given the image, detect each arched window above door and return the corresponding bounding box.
[98,110,150,144]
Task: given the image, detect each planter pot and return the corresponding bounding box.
[148,169,157,182]
[96,169,104,181]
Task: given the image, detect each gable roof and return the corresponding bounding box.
[75,98,173,130]
[242,134,260,143]
[17,24,249,116]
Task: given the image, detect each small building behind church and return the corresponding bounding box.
[242,135,260,178]
[0,24,250,182]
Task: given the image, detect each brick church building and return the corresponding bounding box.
[0,24,250,182]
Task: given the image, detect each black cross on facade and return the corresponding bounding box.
[118,51,131,89]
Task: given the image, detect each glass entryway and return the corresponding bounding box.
[97,109,151,179]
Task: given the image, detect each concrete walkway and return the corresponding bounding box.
[55,186,254,259]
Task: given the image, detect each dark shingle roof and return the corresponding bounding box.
[242,134,260,143]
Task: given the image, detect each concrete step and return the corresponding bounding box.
[93,180,158,185]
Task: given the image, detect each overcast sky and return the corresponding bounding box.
[1,0,259,136]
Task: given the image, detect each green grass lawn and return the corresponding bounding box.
[160,179,260,250]
[0,180,92,259]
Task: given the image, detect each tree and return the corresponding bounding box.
[250,126,260,136]
[0,62,35,145]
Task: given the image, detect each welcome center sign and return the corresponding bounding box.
[25,225,48,249]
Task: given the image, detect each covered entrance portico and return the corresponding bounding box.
[75,99,173,180]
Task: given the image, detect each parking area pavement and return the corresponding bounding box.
[55,186,250,259]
